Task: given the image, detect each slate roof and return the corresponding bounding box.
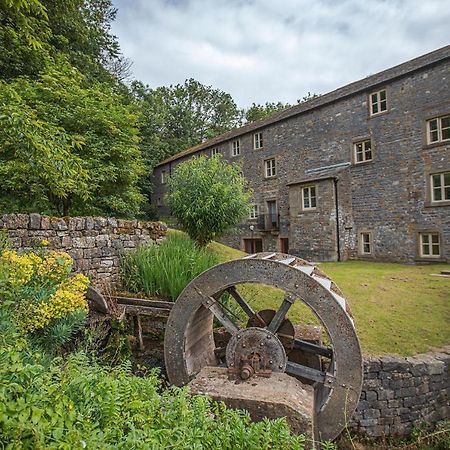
[156,45,450,168]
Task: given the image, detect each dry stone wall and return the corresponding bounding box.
[0,213,167,286]
[350,347,450,437]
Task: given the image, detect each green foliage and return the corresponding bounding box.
[0,60,146,217]
[0,311,306,449]
[132,78,242,170]
[121,232,221,301]
[167,155,251,246]
[0,0,50,79]
[244,101,291,123]
[0,247,89,355]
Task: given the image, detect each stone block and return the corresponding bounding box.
[29,213,41,229]
[51,218,68,231]
[85,217,95,230]
[41,216,51,229]
[364,408,381,419]
[381,356,410,372]
[189,367,315,439]
[366,391,378,402]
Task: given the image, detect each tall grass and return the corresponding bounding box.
[120,233,221,301]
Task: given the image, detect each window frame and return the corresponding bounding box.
[231,139,240,157]
[369,89,388,116]
[264,157,276,178]
[419,232,441,259]
[426,115,450,144]
[359,231,373,256]
[254,132,263,150]
[301,184,317,211]
[210,148,219,156]
[161,170,167,185]
[430,171,450,203]
[353,139,373,164]
[249,204,258,220]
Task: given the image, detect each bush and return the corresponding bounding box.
[166,155,251,246]
[0,311,306,449]
[121,232,221,301]
[0,246,89,353]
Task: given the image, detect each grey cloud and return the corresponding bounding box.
[112,0,450,107]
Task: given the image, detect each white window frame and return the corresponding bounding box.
[211,148,219,156]
[353,139,373,164]
[254,132,263,149]
[369,89,387,116]
[427,115,450,144]
[231,139,240,156]
[359,232,372,255]
[431,172,450,203]
[301,185,317,210]
[264,158,276,178]
[160,170,167,184]
[249,204,258,219]
[419,232,441,258]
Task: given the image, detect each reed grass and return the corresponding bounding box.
[120,232,221,301]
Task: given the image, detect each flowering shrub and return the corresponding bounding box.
[0,248,89,351]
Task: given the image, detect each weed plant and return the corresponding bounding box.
[120,232,221,301]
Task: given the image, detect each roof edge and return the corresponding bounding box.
[156,45,450,168]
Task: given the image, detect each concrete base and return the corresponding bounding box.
[188,366,315,439]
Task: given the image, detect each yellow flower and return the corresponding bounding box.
[40,239,49,247]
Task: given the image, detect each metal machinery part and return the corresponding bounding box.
[164,252,363,442]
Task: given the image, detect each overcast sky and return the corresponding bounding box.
[111,0,450,108]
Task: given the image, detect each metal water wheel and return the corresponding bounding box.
[164,252,363,441]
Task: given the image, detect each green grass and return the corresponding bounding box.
[206,238,450,357]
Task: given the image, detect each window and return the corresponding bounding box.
[419,232,441,258]
[264,158,276,177]
[249,204,258,219]
[231,139,240,156]
[302,185,317,210]
[266,200,279,230]
[211,148,219,156]
[431,172,450,202]
[370,89,387,116]
[161,170,167,184]
[354,139,373,163]
[244,238,263,253]
[280,238,289,254]
[427,115,450,144]
[360,232,372,255]
[254,132,263,149]
[156,197,162,206]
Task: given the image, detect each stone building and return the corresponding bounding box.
[152,46,450,263]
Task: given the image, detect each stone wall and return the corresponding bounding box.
[0,213,167,286]
[350,347,450,437]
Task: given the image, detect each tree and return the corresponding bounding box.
[167,155,251,246]
[244,101,291,123]
[133,78,242,169]
[0,60,145,217]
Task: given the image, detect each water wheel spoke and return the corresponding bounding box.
[226,286,255,318]
[293,339,333,359]
[285,361,335,386]
[267,295,294,333]
[203,296,240,335]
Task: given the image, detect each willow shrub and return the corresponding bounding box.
[166,154,251,246]
[120,232,221,301]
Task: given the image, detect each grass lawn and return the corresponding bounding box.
[208,240,450,357]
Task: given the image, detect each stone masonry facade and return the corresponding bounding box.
[350,347,450,437]
[0,213,167,286]
[152,46,450,263]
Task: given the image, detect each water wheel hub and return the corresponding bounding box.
[226,327,287,380]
